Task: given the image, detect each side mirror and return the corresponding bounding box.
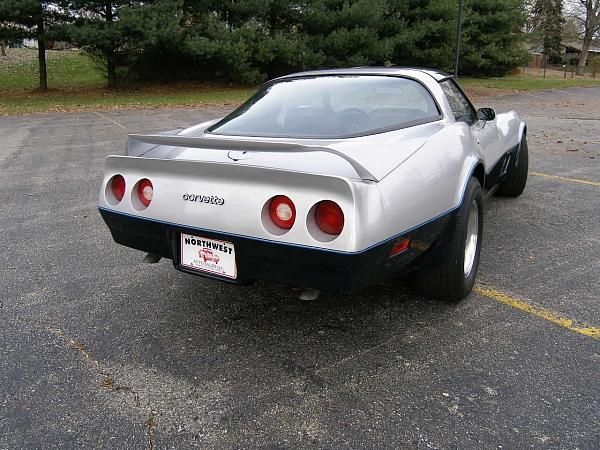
[476,107,496,121]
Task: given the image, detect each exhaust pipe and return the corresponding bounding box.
[299,288,321,301]
[143,253,161,264]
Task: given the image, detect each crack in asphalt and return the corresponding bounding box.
[283,357,328,391]
[14,316,158,450]
[314,333,400,376]
[93,111,128,130]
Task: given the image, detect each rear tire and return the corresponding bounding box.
[496,136,528,197]
[416,178,483,302]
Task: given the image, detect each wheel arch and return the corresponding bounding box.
[514,122,527,163]
[495,110,526,152]
[453,156,484,209]
[471,162,485,190]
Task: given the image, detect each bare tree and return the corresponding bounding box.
[571,0,600,74]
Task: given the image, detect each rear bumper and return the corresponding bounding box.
[98,208,454,290]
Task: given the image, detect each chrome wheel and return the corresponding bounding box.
[463,200,479,277]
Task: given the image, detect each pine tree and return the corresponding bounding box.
[460,0,530,76]
[531,0,564,63]
[61,0,134,86]
[58,0,532,84]
[297,0,394,68]
[388,0,456,71]
[0,0,66,89]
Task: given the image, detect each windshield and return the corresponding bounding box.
[207,75,441,139]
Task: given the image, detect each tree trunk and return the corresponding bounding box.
[1,40,6,57]
[107,55,116,87]
[577,15,594,76]
[577,40,591,75]
[577,0,600,75]
[37,7,48,90]
[105,1,116,87]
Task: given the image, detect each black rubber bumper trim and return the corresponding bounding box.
[98,208,454,290]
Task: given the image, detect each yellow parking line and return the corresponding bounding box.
[531,171,600,187]
[474,286,600,340]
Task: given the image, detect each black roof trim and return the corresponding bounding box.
[275,67,452,82]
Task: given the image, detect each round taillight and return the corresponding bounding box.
[269,195,296,229]
[315,200,344,235]
[111,175,125,202]
[138,179,153,207]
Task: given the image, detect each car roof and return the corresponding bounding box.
[275,67,453,82]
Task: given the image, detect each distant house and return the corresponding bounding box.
[21,38,72,50]
[528,41,600,67]
[561,41,600,64]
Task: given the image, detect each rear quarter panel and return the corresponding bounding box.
[375,122,481,242]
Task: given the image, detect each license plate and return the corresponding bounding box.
[180,233,237,279]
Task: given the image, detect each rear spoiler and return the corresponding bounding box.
[128,134,377,181]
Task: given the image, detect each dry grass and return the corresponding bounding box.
[0,48,254,114]
[0,84,252,115]
[522,66,598,80]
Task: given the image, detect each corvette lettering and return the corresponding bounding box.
[182,193,225,205]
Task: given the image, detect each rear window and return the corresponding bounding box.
[207,75,441,139]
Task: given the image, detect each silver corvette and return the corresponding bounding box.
[98,68,528,301]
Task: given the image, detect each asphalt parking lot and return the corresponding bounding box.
[1,86,599,449]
